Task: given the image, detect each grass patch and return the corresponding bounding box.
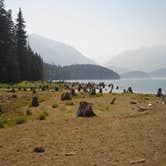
[65,101,74,106]
[0,117,7,128]
[52,103,58,108]
[15,116,27,125]
[38,111,48,120]
[26,109,32,116]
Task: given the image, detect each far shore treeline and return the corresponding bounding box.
[0,0,43,83]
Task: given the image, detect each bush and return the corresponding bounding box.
[26,109,32,116]
[0,118,7,128]
[52,103,58,108]
[39,111,48,120]
[15,116,27,125]
[12,94,17,98]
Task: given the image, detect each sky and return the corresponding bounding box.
[5,0,166,64]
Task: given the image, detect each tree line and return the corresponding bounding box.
[0,0,43,83]
[44,63,120,80]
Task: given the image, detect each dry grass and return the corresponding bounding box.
[0,90,166,166]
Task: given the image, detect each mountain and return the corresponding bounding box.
[107,46,166,72]
[44,64,120,80]
[150,68,166,78]
[121,71,150,79]
[29,34,95,66]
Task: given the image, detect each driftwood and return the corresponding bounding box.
[110,97,116,104]
[137,105,152,112]
[130,159,146,164]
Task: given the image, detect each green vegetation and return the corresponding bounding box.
[52,103,59,108]
[26,109,32,116]
[0,1,43,84]
[15,116,27,125]
[44,64,120,80]
[38,111,48,120]
[0,117,7,128]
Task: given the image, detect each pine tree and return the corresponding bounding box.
[16,8,27,81]
[6,10,20,83]
[0,1,9,82]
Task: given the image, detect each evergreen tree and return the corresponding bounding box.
[0,0,8,82]
[0,1,43,83]
[6,10,20,83]
[16,8,27,81]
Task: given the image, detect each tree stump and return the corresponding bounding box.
[76,101,96,117]
[31,97,39,107]
[61,92,72,101]
[110,97,116,104]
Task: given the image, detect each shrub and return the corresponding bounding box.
[39,111,48,120]
[12,94,17,98]
[15,116,27,125]
[26,109,32,116]
[0,118,7,128]
[52,103,58,108]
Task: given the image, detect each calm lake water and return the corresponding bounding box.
[67,78,166,94]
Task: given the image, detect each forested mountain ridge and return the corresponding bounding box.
[44,64,120,80]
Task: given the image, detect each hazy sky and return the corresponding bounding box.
[5,0,166,64]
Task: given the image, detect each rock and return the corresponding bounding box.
[34,147,45,153]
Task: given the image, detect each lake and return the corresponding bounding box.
[67,78,166,94]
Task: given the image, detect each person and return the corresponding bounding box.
[156,88,164,98]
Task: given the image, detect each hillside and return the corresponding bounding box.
[150,68,166,78]
[44,64,120,80]
[29,34,95,66]
[107,46,166,72]
[121,71,150,79]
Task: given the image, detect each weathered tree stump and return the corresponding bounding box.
[76,101,96,117]
[110,97,116,104]
[99,88,103,93]
[90,88,96,95]
[61,92,72,101]
[127,87,133,93]
[31,97,39,107]
[70,88,76,96]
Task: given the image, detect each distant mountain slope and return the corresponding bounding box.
[107,46,166,72]
[121,71,150,79]
[44,64,120,80]
[150,68,166,77]
[29,34,95,66]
